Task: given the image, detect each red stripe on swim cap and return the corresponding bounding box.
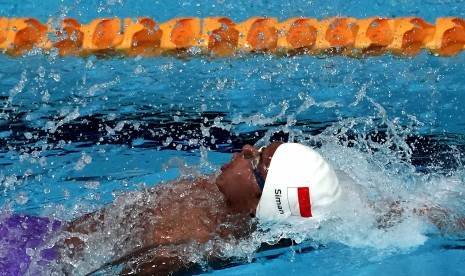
[297,187,312,217]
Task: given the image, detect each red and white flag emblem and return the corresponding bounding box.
[287,187,312,217]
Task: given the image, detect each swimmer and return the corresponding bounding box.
[13,142,463,275]
[60,141,342,275]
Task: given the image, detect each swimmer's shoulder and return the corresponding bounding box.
[149,175,219,196]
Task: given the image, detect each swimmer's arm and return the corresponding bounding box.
[61,211,105,255]
[378,201,465,232]
[95,244,212,276]
[66,211,105,233]
[413,205,465,233]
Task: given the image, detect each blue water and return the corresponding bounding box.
[1,0,465,275]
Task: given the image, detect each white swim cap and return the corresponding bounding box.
[256,143,341,222]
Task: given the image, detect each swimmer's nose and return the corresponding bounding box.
[220,163,229,172]
[221,152,239,171]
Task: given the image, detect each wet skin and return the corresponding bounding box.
[215,141,283,215]
[62,142,283,275]
[54,142,465,275]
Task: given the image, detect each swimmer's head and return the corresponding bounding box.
[216,142,341,221]
[216,142,282,215]
[255,143,341,222]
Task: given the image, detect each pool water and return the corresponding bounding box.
[1,0,465,275]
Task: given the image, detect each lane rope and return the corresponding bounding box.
[1,16,464,57]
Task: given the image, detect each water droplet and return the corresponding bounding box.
[85,181,100,189]
[134,65,146,74]
[37,66,45,78]
[187,47,201,55]
[15,193,28,205]
[85,60,94,69]
[75,153,92,170]
[63,189,70,200]
[50,72,61,82]
[26,248,34,256]
[163,137,173,146]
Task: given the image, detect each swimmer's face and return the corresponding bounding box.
[216,142,283,215]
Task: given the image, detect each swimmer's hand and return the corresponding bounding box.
[376,201,465,234]
[413,205,465,234]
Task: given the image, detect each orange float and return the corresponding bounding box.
[355,17,394,56]
[0,18,49,55]
[52,18,84,56]
[158,17,201,53]
[320,17,359,55]
[277,18,319,54]
[387,17,435,56]
[202,17,239,56]
[426,17,465,56]
[80,18,124,55]
[235,17,279,52]
[0,16,463,57]
[116,17,162,56]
